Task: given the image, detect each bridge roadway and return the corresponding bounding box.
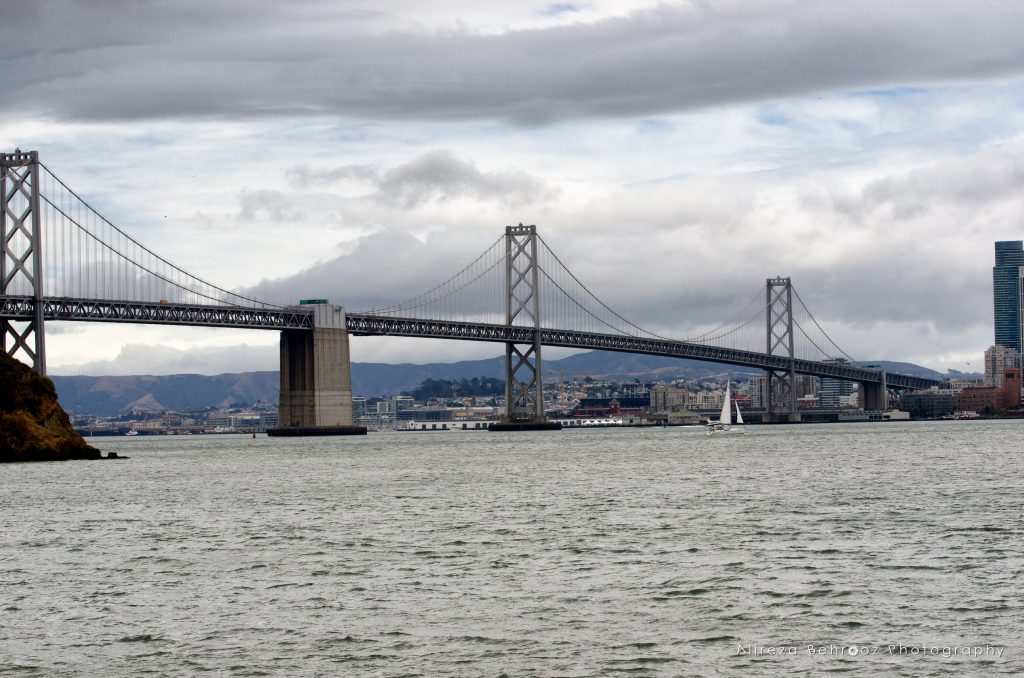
[0,296,942,390]
[0,295,313,330]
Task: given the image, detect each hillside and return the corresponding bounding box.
[49,351,949,415]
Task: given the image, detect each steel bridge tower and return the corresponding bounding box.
[765,276,800,422]
[494,224,559,430]
[1,150,45,374]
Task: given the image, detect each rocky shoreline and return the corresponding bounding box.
[1,353,123,462]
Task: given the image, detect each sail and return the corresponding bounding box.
[719,383,732,426]
[735,398,744,425]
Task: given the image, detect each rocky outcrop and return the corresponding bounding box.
[0,353,108,462]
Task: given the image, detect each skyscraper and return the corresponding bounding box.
[993,241,1024,352]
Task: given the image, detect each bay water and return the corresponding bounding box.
[2,421,1022,676]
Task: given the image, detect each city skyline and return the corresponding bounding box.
[3,1,1024,375]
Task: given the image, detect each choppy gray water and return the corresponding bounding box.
[2,421,1022,676]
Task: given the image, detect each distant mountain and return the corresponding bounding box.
[856,360,945,380]
[51,371,280,416]
[541,351,762,383]
[50,351,946,415]
[356,351,762,395]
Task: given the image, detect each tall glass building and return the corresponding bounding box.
[993,241,1024,352]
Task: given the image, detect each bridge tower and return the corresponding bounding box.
[493,224,559,431]
[1,150,46,374]
[764,277,800,423]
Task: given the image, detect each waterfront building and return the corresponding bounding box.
[739,376,768,409]
[956,388,1001,414]
[956,368,1021,412]
[946,377,982,391]
[1005,368,1022,408]
[650,385,688,412]
[819,358,856,408]
[983,344,1021,388]
[352,397,366,421]
[694,390,725,410]
[573,396,648,419]
[902,390,957,419]
[797,395,819,409]
[993,240,1024,352]
[838,393,860,408]
[392,395,415,420]
[794,374,819,399]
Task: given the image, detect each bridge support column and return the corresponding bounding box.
[858,370,887,411]
[270,304,365,437]
[492,224,560,431]
[1,150,46,374]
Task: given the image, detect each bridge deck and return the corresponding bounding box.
[0,295,312,330]
[0,296,942,389]
[344,314,940,390]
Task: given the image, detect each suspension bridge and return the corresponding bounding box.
[2,150,941,432]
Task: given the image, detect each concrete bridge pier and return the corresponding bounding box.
[269,304,366,436]
[858,370,887,411]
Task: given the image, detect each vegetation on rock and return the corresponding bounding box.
[0,353,103,462]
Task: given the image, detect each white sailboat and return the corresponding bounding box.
[706,382,746,435]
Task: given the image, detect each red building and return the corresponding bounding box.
[956,367,1021,412]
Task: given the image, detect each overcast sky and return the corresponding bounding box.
[3,0,1023,376]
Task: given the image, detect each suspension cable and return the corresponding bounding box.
[537,235,678,340]
[791,287,861,365]
[358,235,504,314]
[39,162,278,308]
[39,193,248,307]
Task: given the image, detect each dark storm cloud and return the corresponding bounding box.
[2,0,1023,124]
[287,151,554,207]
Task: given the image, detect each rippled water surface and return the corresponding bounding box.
[2,421,1023,676]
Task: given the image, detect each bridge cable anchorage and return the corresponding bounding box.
[37,162,279,308]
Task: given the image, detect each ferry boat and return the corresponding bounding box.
[398,421,493,431]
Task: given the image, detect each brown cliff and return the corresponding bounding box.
[0,352,106,462]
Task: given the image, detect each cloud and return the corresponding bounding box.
[237,189,303,221]
[240,137,1024,372]
[539,3,585,17]
[287,150,555,207]
[51,342,278,376]
[3,1,1023,124]
[286,164,378,188]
